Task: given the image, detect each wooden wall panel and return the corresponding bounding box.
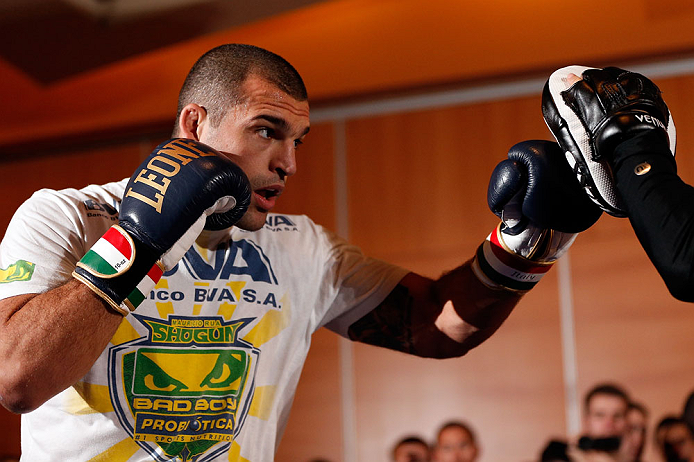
[344,97,552,267]
[344,98,568,461]
[570,219,694,461]
[0,407,20,457]
[0,142,153,237]
[272,122,337,230]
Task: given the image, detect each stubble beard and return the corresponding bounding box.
[233,205,267,232]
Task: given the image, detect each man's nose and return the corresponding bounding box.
[272,142,297,179]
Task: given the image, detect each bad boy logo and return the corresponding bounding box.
[109,315,260,461]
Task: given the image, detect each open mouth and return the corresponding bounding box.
[253,185,283,211]
[257,187,280,199]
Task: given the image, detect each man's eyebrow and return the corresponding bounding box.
[252,114,310,137]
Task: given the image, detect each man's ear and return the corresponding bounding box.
[177,104,208,140]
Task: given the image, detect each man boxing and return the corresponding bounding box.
[0,44,599,461]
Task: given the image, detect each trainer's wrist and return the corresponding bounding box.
[612,130,675,171]
[595,109,669,161]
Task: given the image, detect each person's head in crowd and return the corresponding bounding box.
[433,421,478,462]
[392,435,430,462]
[623,400,649,461]
[582,383,630,438]
[655,415,694,462]
[683,389,694,435]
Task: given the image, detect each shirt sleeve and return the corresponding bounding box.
[316,228,410,337]
[0,190,89,299]
[612,130,694,301]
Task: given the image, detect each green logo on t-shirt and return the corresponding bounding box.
[111,315,259,461]
[0,260,35,283]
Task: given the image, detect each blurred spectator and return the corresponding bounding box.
[683,390,694,434]
[432,420,479,462]
[655,415,694,462]
[392,435,431,462]
[539,382,632,461]
[582,383,630,439]
[622,401,648,462]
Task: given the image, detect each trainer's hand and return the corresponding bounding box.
[473,140,601,291]
[542,65,676,216]
[73,138,251,315]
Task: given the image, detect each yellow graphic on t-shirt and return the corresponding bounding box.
[0,260,35,283]
[137,350,245,394]
[87,436,141,462]
[65,382,114,415]
[242,295,291,347]
[249,385,277,421]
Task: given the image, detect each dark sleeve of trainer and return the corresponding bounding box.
[612,130,694,302]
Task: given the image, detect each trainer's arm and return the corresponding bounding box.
[612,131,694,302]
[0,280,123,413]
[557,72,694,301]
[348,264,521,358]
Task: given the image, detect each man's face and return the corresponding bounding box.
[583,393,628,438]
[434,427,478,462]
[199,74,310,231]
[623,408,647,459]
[394,441,430,462]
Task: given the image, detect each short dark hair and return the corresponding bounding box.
[683,389,694,434]
[174,43,308,135]
[656,415,684,433]
[584,383,629,412]
[392,435,429,460]
[436,420,477,445]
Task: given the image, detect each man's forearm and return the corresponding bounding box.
[0,279,123,413]
[427,261,522,357]
[347,262,522,359]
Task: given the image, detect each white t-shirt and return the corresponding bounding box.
[0,179,408,462]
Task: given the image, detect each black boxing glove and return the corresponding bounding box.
[472,140,601,292]
[542,65,676,216]
[73,138,251,315]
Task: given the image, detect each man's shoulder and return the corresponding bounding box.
[13,179,127,228]
[25,179,127,210]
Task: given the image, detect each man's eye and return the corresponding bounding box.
[294,139,303,148]
[258,128,272,139]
